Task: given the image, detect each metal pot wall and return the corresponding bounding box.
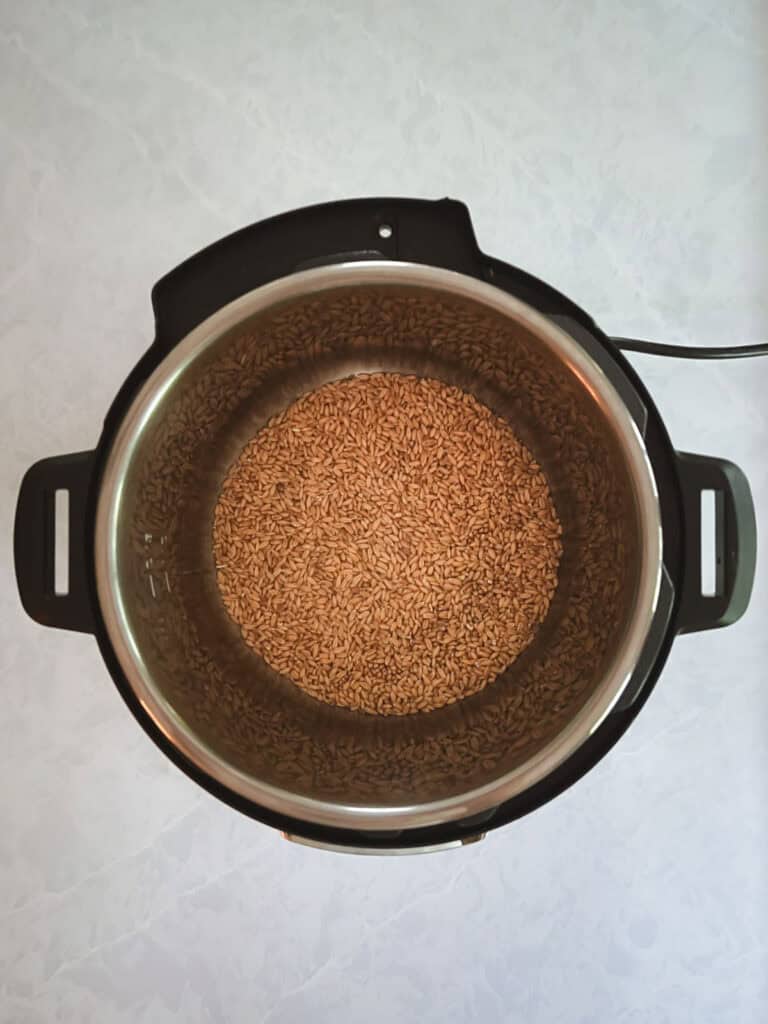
[14,199,757,854]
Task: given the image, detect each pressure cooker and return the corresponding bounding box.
[14,198,757,854]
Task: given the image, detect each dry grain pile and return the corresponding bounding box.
[213,373,562,715]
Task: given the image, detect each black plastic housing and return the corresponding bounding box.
[14,198,757,850]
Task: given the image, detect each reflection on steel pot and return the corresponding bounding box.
[14,198,757,854]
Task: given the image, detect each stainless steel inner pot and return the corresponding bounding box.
[94,261,661,831]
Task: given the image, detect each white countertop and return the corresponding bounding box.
[1,2,766,1021]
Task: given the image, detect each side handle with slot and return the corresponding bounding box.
[675,451,757,633]
[14,451,97,633]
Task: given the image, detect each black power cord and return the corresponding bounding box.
[611,338,768,360]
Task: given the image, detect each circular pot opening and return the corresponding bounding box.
[95,263,660,830]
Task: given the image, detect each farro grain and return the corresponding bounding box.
[213,373,562,715]
[123,285,636,803]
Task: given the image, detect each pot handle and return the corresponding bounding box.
[676,451,757,634]
[14,451,97,633]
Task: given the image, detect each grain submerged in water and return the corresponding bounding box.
[213,373,562,715]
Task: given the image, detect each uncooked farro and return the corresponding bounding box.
[213,372,562,715]
[124,284,636,804]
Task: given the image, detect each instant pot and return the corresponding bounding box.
[14,198,757,854]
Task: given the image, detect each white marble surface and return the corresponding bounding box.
[1,1,767,1021]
